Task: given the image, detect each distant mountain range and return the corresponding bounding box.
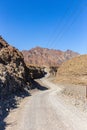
[22,46,79,67]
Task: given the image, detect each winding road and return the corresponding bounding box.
[6,78,87,130]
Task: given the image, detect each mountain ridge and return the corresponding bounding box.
[22,46,79,67]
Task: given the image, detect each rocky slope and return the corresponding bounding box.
[0,37,46,100]
[56,55,87,85]
[22,47,79,67]
[0,37,46,127]
[0,36,32,99]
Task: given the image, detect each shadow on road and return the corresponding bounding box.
[34,80,49,91]
[0,80,48,130]
[36,82,48,90]
[0,89,31,130]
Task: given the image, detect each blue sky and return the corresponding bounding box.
[0,0,87,54]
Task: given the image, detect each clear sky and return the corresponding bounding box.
[0,0,87,54]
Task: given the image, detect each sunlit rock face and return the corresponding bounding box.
[0,36,31,99]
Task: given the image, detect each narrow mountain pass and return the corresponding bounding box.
[6,78,87,130]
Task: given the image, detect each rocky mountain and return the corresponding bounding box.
[56,55,87,85]
[22,47,79,67]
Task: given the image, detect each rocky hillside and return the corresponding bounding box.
[0,36,31,99]
[22,47,79,67]
[56,55,87,85]
[0,37,45,100]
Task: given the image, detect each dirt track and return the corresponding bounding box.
[5,78,87,130]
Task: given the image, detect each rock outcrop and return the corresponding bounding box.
[0,36,31,99]
[26,64,46,79]
[22,47,79,67]
[0,37,47,128]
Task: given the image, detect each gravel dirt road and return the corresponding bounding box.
[5,78,87,130]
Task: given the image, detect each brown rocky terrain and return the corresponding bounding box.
[0,36,30,99]
[26,64,46,79]
[56,55,87,85]
[22,47,79,67]
[0,36,31,129]
[0,37,46,100]
[0,36,46,129]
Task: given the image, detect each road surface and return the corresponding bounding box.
[6,78,87,130]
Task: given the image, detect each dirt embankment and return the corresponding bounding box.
[56,55,87,86]
[54,55,87,102]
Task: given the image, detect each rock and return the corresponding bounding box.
[0,36,31,99]
[26,64,46,79]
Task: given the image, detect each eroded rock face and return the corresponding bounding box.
[0,36,30,99]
